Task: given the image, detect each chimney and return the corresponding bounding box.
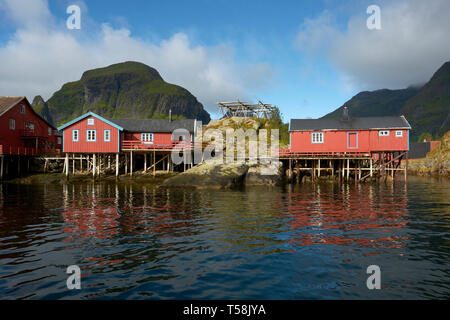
[169,109,172,122]
[342,106,350,121]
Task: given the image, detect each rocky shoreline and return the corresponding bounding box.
[406,131,450,177]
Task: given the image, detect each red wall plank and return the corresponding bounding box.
[63,116,119,153]
[290,129,408,153]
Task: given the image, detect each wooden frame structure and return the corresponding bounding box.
[218,101,277,119]
[283,151,408,184]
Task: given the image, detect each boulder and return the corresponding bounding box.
[162,159,249,188]
[244,161,283,186]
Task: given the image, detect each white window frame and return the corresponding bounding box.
[87,118,95,125]
[379,130,390,136]
[104,129,111,142]
[20,104,25,114]
[87,129,96,142]
[9,119,15,130]
[395,130,403,137]
[311,132,324,144]
[48,127,52,136]
[141,133,154,144]
[72,129,79,142]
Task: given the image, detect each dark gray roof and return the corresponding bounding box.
[109,118,196,133]
[290,116,411,131]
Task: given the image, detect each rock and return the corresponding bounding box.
[162,159,249,188]
[244,161,283,186]
[207,120,221,127]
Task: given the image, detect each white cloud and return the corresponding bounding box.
[296,0,450,90]
[0,0,273,113]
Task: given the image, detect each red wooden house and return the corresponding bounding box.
[0,96,61,156]
[289,108,411,155]
[57,111,197,154]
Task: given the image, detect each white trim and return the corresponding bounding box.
[72,129,79,142]
[104,129,111,142]
[311,132,324,144]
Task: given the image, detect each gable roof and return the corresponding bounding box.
[109,118,196,133]
[0,96,57,129]
[0,96,25,116]
[290,116,411,131]
[57,112,124,131]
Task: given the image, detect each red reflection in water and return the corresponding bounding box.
[62,205,120,239]
[285,184,409,248]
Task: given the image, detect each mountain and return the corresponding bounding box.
[31,95,54,124]
[401,62,450,139]
[322,87,421,119]
[39,61,211,126]
[323,61,450,141]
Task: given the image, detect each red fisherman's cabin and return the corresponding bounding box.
[57,112,197,154]
[289,108,411,155]
[0,96,61,156]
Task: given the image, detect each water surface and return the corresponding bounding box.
[0,176,449,299]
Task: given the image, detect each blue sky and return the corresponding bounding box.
[1,0,449,121]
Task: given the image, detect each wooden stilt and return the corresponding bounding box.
[130,151,133,177]
[318,159,321,177]
[404,152,408,182]
[153,149,156,176]
[144,153,147,172]
[0,156,3,180]
[65,153,69,177]
[72,153,75,174]
[93,153,96,177]
[124,154,127,175]
[116,153,119,177]
[346,159,350,181]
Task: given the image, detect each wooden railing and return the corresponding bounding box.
[0,144,61,156]
[121,140,200,150]
[278,149,372,158]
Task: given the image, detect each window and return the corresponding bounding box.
[104,129,111,142]
[9,119,15,130]
[57,137,62,145]
[379,130,390,136]
[25,122,35,131]
[87,118,94,125]
[395,130,403,137]
[48,127,52,136]
[141,133,154,142]
[87,130,96,141]
[72,129,79,141]
[20,104,25,114]
[311,132,324,144]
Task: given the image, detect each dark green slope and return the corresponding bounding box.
[31,95,54,125]
[323,61,450,141]
[401,61,450,139]
[322,87,421,119]
[43,61,211,126]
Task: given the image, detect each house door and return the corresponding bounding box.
[348,132,358,149]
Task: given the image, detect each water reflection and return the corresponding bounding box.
[0,177,449,299]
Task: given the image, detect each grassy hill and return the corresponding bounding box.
[37,61,210,126]
[323,61,450,141]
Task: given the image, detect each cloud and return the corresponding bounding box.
[296,0,450,90]
[0,0,273,113]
